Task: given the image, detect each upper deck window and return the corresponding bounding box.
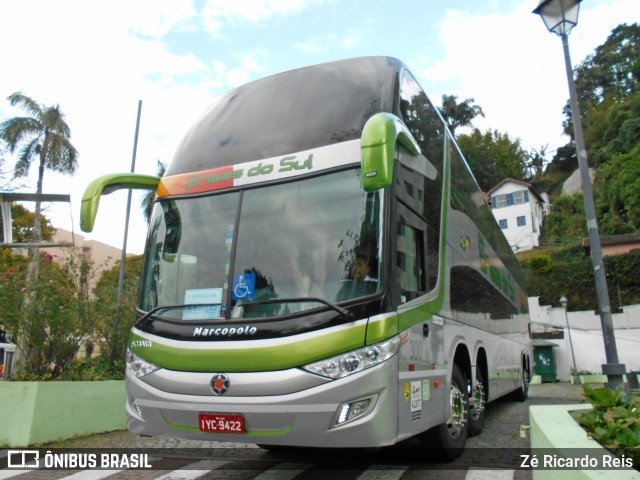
[166,57,396,176]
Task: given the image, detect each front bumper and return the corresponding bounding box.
[126,356,399,448]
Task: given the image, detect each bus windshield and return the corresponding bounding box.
[139,169,383,321]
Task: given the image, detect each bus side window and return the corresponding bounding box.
[396,204,426,303]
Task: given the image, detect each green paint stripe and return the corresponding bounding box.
[130,323,367,372]
[162,413,295,436]
[365,314,399,344]
[398,134,451,330]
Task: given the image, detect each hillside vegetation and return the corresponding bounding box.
[521,24,640,309]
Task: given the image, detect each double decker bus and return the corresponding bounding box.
[81,56,531,459]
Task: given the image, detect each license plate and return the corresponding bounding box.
[198,413,245,433]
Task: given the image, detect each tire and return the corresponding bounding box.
[420,364,469,461]
[511,359,529,402]
[467,366,486,437]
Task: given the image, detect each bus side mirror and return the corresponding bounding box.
[80,173,161,232]
[360,112,421,192]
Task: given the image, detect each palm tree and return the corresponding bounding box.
[0,92,78,246]
[438,94,485,136]
[140,160,166,223]
[0,92,78,371]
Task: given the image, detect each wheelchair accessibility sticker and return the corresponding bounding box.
[232,273,256,300]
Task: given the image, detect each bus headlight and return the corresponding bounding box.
[126,349,160,378]
[303,335,399,379]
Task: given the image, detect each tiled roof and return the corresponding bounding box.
[582,232,640,247]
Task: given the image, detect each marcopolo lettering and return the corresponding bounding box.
[193,326,258,337]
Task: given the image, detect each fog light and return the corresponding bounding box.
[334,395,377,427]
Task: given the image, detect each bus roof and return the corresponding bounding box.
[166,56,400,176]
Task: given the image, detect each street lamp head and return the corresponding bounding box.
[560,296,568,308]
[533,0,582,36]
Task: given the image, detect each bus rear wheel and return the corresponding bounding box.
[420,364,469,461]
[511,358,529,402]
[468,368,486,436]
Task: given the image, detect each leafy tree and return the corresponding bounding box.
[596,145,640,234]
[546,143,578,176]
[530,143,578,197]
[563,23,640,138]
[92,255,143,366]
[456,128,528,192]
[526,145,550,180]
[438,94,485,136]
[0,144,14,190]
[0,248,98,378]
[0,204,55,244]
[585,90,640,167]
[0,92,78,276]
[521,247,640,312]
[0,249,28,342]
[140,160,166,224]
[540,193,586,246]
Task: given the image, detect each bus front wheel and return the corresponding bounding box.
[420,364,469,461]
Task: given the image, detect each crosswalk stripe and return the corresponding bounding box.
[253,462,314,480]
[59,470,123,479]
[153,460,230,480]
[0,470,31,480]
[465,469,514,480]
[356,465,409,480]
[0,461,521,480]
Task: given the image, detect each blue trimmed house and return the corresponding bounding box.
[488,179,550,252]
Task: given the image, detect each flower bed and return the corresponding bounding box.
[530,393,640,479]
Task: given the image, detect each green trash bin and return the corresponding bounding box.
[533,339,558,383]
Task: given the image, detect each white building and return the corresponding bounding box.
[528,297,640,381]
[488,179,550,253]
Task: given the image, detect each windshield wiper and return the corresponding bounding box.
[137,298,354,324]
[136,303,221,325]
[240,297,354,319]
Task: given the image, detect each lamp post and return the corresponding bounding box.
[533,0,625,389]
[560,296,578,381]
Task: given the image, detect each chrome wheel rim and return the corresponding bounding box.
[469,381,485,420]
[447,381,467,438]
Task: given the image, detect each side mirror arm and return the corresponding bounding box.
[80,173,161,232]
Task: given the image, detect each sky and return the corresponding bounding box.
[0,0,638,254]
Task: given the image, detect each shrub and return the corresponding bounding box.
[528,255,553,274]
[577,386,640,468]
[10,356,124,381]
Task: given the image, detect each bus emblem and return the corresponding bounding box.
[211,374,230,395]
